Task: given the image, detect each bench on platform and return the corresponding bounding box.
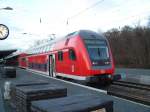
[31,94,113,112]
[3,66,16,78]
[10,83,67,112]
[10,80,50,109]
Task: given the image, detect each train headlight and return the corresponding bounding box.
[105,61,110,65]
[108,75,112,78]
[92,62,98,65]
[108,75,113,79]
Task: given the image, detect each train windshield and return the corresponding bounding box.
[87,45,109,61]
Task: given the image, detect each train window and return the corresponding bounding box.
[34,49,36,54]
[37,48,39,53]
[45,47,47,52]
[48,46,50,51]
[87,45,109,60]
[41,47,44,53]
[22,58,26,62]
[38,48,41,53]
[49,46,52,51]
[46,46,50,52]
[43,47,45,53]
[31,50,34,54]
[69,49,76,60]
[58,51,63,61]
[44,64,47,71]
[44,46,47,52]
[39,48,42,53]
[36,49,38,53]
[40,47,42,53]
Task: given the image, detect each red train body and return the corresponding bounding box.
[19,30,115,83]
[18,53,28,68]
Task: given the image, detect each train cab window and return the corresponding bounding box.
[58,51,63,61]
[69,49,76,60]
[87,45,109,60]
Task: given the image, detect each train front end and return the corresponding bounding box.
[79,30,115,83]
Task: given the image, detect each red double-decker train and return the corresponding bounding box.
[18,30,115,83]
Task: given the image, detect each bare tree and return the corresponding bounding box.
[105,26,150,68]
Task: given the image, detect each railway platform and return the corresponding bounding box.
[0,68,150,112]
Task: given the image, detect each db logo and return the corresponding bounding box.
[0,24,9,40]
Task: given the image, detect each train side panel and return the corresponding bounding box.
[18,53,28,68]
[27,54,48,72]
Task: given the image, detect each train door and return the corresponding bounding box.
[49,54,56,77]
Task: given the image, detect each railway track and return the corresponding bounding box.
[107,79,150,106]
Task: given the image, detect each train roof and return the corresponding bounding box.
[24,30,106,55]
[66,30,105,40]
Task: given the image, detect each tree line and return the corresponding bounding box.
[104,26,150,68]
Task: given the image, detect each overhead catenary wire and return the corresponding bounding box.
[66,0,150,26]
[65,0,143,24]
[66,0,105,24]
[41,0,150,34]
[109,10,150,27]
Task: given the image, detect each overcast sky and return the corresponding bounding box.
[0,0,150,50]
